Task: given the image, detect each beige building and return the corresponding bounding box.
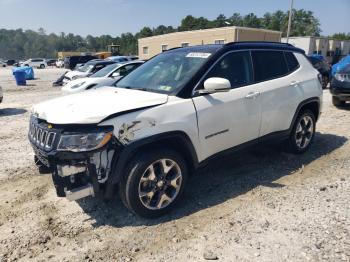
[138,26,282,60]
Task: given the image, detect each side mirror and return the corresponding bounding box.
[199,77,231,94]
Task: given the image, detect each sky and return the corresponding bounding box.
[0,0,349,37]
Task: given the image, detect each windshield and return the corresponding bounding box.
[91,63,120,77]
[116,50,212,94]
[77,64,94,72]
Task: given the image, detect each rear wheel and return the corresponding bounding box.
[332,96,345,107]
[40,64,45,69]
[119,148,188,218]
[287,110,316,154]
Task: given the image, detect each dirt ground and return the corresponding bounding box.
[0,67,349,262]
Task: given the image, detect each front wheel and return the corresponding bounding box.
[119,149,188,218]
[287,110,316,154]
[40,64,45,69]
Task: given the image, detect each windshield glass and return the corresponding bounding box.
[116,50,212,94]
[77,64,94,72]
[91,63,119,77]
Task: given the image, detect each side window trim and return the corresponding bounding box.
[283,51,301,73]
[192,50,254,94]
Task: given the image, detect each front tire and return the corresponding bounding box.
[287,110,316,154]
[40,64,45,69]
[119,148,188,218]
[332,96,345,107]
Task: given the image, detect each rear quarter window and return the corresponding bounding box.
[252,50,289,82]
[284,52,300,72]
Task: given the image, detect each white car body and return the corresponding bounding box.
[0,61,6,67]
[61,61,144,93]
[62,70,87,84]
[29,43,323,217]
[56,59,64,68]
[20,58,47,68]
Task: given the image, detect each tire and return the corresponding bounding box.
[332,96,345,107]
[119,148,188,218]
[322,75,328,89]
[287,109,316,154]
[40,64,45,69]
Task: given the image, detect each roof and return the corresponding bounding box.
[86,59,116,65]
[166,41,304,55]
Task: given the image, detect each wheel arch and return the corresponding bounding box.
[289,97,321,130]
[109,131,199,186]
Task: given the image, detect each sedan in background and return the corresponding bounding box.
[0,60,6,67]
[61,60,144,93]
[308,55,332,89]
[62,59,116,84]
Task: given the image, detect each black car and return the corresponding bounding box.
[64,55,97,70]
[5,59,16,66]
[308,56,332,89]
[330,64,350,107]
[46,59,57,66]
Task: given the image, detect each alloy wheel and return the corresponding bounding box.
[138,159,182,210]
[295,115,314,149]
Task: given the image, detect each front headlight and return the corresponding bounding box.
[57,131,113,152]
[334,73,350,82]
[71,81,86,89]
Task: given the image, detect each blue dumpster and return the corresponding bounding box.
[13,70,26,86]
[12,66,34,80]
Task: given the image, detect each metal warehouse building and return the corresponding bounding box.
[138,26,282,60]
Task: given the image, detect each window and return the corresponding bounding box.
[143,46,149,55]
[214,39,225,45]
[284,52,300,72]
[252,51,289,82]
[161,45,168,52]
[181,43,189,48]
[204,51,253,89]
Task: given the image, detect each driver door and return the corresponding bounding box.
[192,51,262,160]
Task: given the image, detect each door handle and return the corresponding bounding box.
[290,81,300,86]
[245,91,260,99]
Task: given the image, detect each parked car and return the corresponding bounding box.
[0,60,6,67]
[61,61,144,93]
[330,64,350,107]
[56,59,64,68]
[29,42,322,218]
[64,55,97,70]
[308,55,331,89]
[106,56,133,63]
[62,59,116,84]
[46,59,57,66]
[20,58,47,69]
[5,59,16,66]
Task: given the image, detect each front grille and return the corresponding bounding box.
[29,122,56,151]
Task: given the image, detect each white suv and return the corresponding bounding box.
[21,58,47,69]
[29,42,322,218]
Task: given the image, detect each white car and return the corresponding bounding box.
[61,61,144,93]
[106,56,132,63]
[0,60,6,67]
[29,43,322,218]
[56,59,64,68]
[20,58,47,69]
[62,60,115,84]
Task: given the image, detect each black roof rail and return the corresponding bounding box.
[224,41,294,47]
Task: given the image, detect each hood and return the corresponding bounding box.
[61,77,90,91]
[32,87,168,124]
[65,70,87,79]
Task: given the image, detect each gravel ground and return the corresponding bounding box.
[0,67,349,262]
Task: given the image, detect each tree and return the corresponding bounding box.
[214,14,227,27]
[229,13,243,26]
[243,13,261,28]
[331,33,350,40]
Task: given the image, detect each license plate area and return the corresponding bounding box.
[33,147,50,167]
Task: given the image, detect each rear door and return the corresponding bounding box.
[192,51,262,159]
[251,50,301,136]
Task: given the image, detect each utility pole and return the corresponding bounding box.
[286,0,294,43]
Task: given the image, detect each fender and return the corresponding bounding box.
[289,97,321,131]
[104,131,199,198]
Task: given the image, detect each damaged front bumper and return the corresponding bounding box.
[29,117,120,201]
